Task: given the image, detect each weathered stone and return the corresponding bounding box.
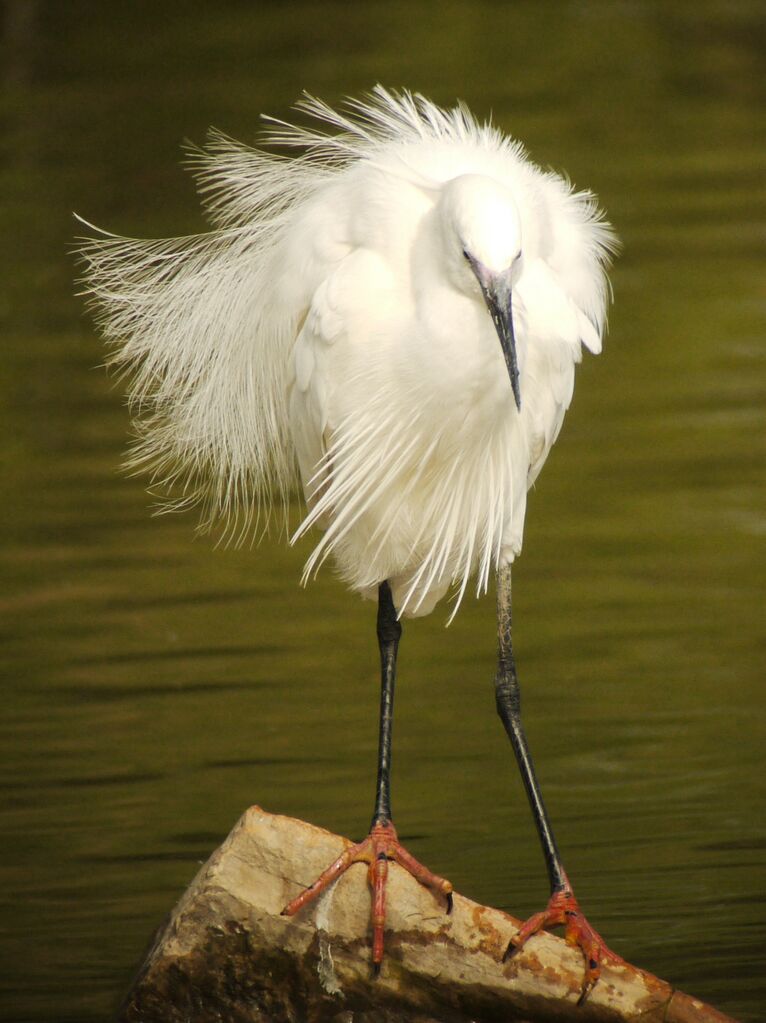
[118,806,738,1023]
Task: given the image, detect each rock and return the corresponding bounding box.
[118,806,738,1023]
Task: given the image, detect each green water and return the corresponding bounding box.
[1,2,764,1020]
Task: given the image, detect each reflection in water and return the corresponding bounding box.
[1,3,763,1021]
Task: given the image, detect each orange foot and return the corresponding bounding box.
[503,879,622,1005]
[281,818,453,972]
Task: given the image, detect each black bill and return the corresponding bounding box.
[465,254,521,410]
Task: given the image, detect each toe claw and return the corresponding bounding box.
[577,977,596,1007]
[502,938,520,963]
[372,961,381,979]
[445,891,453,915]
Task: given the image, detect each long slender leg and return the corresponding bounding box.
[282,580,452,972]
[495,563,618,1004]
[495,563,565,890]
[371,580,399,826]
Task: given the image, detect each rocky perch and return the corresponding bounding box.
[118,806,737,1023]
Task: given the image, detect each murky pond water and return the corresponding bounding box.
[1,3,764,1020]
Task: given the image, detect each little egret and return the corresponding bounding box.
[79,87,619,1003]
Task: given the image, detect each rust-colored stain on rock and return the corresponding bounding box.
[118,808,741,1023]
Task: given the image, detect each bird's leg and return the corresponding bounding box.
[371,576,399,828]
[495,563,621,1005]
[281,580,452,974]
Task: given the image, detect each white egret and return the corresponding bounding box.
[78,86,619,1003]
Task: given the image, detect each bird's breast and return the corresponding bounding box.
[411,282,524,422]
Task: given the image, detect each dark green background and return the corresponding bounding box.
[1,2,764,1020]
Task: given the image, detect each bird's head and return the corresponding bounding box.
[438,174,524,410]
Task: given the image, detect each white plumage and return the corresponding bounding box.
[79,86,617,618]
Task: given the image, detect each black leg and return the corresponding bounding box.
[494,563,567,895]
[495,563,618,1002]
[371,580,401,827]
[281,579,452,969]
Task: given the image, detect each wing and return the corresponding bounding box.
[288,272,348,530]
[516,168,618,486]
[517,257,597,486]
[288,245,405,555]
